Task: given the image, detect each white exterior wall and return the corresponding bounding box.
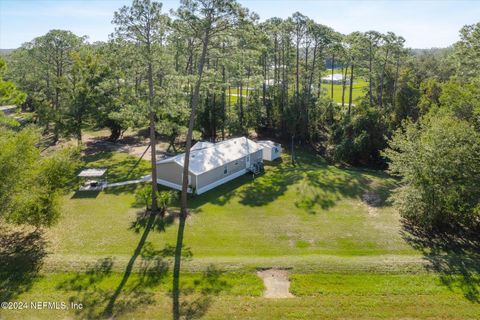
[259,143,282,161]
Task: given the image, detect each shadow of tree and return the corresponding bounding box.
[185,175,251,208]
[294,166,397,214]
[130,209,176,234]
[102,212,163,318]
[0,227,47,301]
[57,211,175,319]
[56,258,115,319]
[294,170,371,213]
[70,190,100,199]
[57,248,169,319]
[238,166,303,207]
[184,157,294,209]
[184,149,396,215]
[402,222,480,303]
[177,265,232,320]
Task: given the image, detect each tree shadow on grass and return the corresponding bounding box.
[186,174,252,209]
[183,156,288,212]
[0,227,47,302]
[294,168,397,214]
[129,209,177,234]
[57,211,176,319]
[70,190,100,199]
[402,222,480,303]
[238,167,302,207]
[176,265,232,320]
[177,149,396,217]
[172,208,231,319]
[232,148,396,212]
[57,251,169,319]
[57,257,116,319]
[102,212,163,318]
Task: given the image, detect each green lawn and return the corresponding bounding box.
[45,149,413,269]
[3,272,479,319]
[226,75,368,105]
[327,79,368,105]
[1,149,479,319]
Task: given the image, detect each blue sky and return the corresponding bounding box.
[1,0,479,49]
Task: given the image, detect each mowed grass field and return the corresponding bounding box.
[4,272,479,319]
[47,150,412,264]
[2,149,479,319]
[328,78,367,105]
[226,73,368,105]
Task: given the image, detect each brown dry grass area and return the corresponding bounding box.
[41,129,172,161]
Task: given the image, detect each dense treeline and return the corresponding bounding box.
[2,0,480,231]
[4,1,409,165]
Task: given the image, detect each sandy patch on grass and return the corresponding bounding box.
[362,191,382,216]
[80,131,171,161]
[257,268,294,298]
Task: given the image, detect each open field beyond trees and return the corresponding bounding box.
[226,72,368,106]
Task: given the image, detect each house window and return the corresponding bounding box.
[224,165,228,174]
[274,147,279,153]
[234,161,238,165]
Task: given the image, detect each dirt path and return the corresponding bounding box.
[257,269,294,298]
[362,191,382,216]
[81,131,170,161]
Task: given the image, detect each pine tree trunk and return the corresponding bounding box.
[348,61,354,114]
[212,92,217,141]
[379,49,389,108]
[221,63,226,140]
[173,27,211,320]
[296,38,300,97]
[239,79,244,129]
[147,58,159,214]
[331,54,335,99]
[262,54,269,128]
[317,48,323,100]
[369,44,374,106]
[393,52,400,108]
[341,65,346,107]
[308,43,317,97]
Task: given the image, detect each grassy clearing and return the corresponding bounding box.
[44,148,414,272]
[3,147,479,319]
[3,271,479,319]
[327,79,368,104]
[226,79,368,105]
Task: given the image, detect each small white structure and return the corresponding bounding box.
[321,73,350,84]
[264,79,275,88]
[78,168,107,191]
[258,140,282,161]
[156,137,264,195]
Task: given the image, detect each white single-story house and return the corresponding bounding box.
[257,140,282,161]
[320,73,350,84]
[156,137,264,195]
